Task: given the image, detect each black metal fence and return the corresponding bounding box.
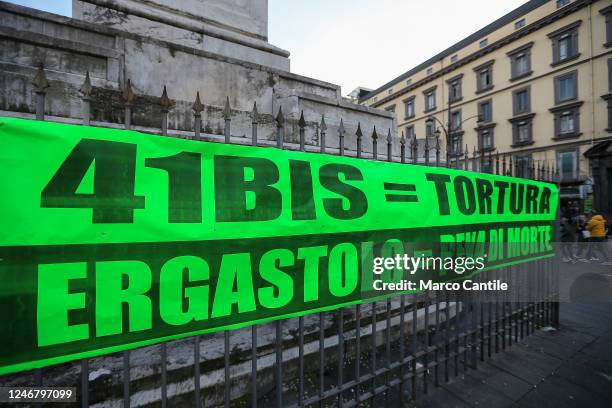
[0,67,560,408]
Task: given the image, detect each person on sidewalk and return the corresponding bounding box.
[560,217,577,263]
[575,213,590,262]
[584,212,612,265]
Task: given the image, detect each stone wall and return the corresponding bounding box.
[0,1,395,156]
[73,0,287,70]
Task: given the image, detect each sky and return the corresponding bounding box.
[8,0,527,95]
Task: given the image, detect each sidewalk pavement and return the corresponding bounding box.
[406,259,612,408]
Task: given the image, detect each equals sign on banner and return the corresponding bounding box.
[384,182,419,202]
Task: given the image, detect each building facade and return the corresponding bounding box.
[360,0,612,213]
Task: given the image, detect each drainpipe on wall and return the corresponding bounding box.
[588,2,595,147]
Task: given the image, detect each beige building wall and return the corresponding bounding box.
[362,0,612,210]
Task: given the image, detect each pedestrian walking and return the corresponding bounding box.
[575,213,590,262]
[584,212,612,265]
[560,217,577,263]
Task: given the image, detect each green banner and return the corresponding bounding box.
[0,117,557,375]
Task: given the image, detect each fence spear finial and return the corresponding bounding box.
[371,126,378,160]
[79,71,92,99]
[222,96,231,120]
[192,91,204,114]
[298,111,306,151]
[275,106,284,149]
[192,91,204,138]
[79,71,93,125]
[400,131,406,163]
[222,96,232,142]
[319,115,327,153]
[33,63,49,93]
[386,129,393,162]
[251,101,259,123]
[338,118,346,136]
[251,101,259,146]
[275,106,284,127]
[122,79,134,107]
[356,122,363,158]
[159,85,172,135]
[412,133,418,164]
[338,118,346,156]
[160,85,172,110]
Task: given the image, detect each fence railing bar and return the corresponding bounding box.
[161,343,168,408]
[371,301,377,406]
[79,71,92,126]
[338,118,346,155]
[33,64,48,121]
[320,115,327,153]
[123,79,134,130]
[462,294,468,373]
[423,293,430,394]
[513,265,520,344]
[497,287,502,353]
[520,265,526,342]
[338,309,344,407]
[298,111,306,151]
[356,123,363,158]
[123,351,130,408]
[385,298,391,403]
[81,359,89,408]
[539,263,544,328]
[386,129,392,162]
[471,298,477,369]
[223,96,231,143]
[252,325,258,408]
[276,107,284,149]
[355,303,362,405]
[454,294,460,377]
[504,271,511,347]
[477,303,485,362]
[433,293,440,387]
[319,312,325,407]
[372,127,378,161]
[411,297,418,400]
[193,91,203,139]
[194,335,201,408]
[223,331,230,407]
[33,368,42,408]
[444,291,450,383]
[399,295,406,403]
[160,85,170,136]
[298,317,304,408]
[275,320,283,408]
